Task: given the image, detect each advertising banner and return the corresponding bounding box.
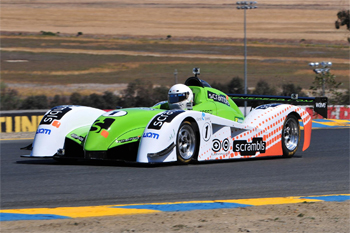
[0,110,47,133]
[305,106,350,119]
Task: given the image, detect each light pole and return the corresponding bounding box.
[236,1,257,116]
[309,61,332,96]
[174,69,178,84]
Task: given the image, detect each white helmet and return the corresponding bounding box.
[168,84,193,110]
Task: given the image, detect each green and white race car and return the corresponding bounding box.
[22,69,326,164]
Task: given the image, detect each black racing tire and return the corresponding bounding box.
[281,115,300,158]
[176,121,198,164]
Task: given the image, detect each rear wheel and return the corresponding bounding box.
[282,115,300,158]
[176,121,198,164]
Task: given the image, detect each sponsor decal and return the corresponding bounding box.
[103,110,128,117]
[207,91,230,106]
[233,137,266,156]
[90,118,115,133]
[222,138,230,151]
[40,106,72,125]
[201,109,213,114]
[315,102,326,108]
[312,97,328,118]
[212,138,230,153]
[101,130,109,138]
[169,129,176,141]
[148,110,184,130]
[143,132,159,139]
[138,107,156,111]
[196,112,211,121]
[202,122,211,141]
[71,133,85,142]
[36,128,51,135]
[235,117,244,123]
[255,104,281,110]
[52,120,61,128]
[212,139,221,152]
[116,136,140,144]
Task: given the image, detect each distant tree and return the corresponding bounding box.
[280,83,307,97]
[227,77,245,94]
[252,80,277,95]
[121,81,137,107]
[122,80,150,107]
[151,86,168,104]
[211,81,228,93]
[21,95,48,109]
[102,91,121,109]
[120,80,169,108]
[340,89,350,105]
[70,92,82,105]
[309,71,343,105]
[0,83,21,110]
[135,82,154,107]
[0,81,6,91]
[68,92,121,109]
[50,95,67,107]
[335,10,350,42]
[211,76,245,94]
[81,93,108,109]
[40,31,57,36]
[335,10,349,30]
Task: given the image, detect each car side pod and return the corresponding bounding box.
[147,142,176,158]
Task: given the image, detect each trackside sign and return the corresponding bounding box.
[0,110,46,133]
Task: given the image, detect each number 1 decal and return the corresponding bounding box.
[205,125,209,138]
[102,110,128,117]
[202,122,211,141]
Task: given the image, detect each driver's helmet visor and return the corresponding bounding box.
[168,92,189,104]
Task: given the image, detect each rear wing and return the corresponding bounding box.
[227,94,328,118]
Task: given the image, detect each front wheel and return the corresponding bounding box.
[176,121,198,164]
[281,115,300,158]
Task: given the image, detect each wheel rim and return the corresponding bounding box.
[177,125,196,160]
[283,118,299,151]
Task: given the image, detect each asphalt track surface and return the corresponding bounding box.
[1,129,349,210]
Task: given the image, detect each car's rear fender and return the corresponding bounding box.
[244,104,312,155]
[195,104,311,161]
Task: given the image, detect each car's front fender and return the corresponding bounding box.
[29,106,105,157]
[137,110,209,163]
